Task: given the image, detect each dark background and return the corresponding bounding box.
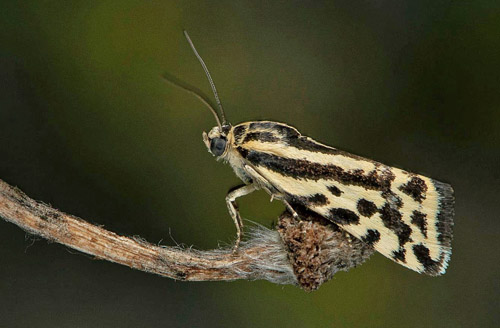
[1,1,499,327]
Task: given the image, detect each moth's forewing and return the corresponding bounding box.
[229,121,453,275]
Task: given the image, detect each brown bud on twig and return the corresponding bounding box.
[278,212,375,291]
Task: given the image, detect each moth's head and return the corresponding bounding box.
[203,124,232,157]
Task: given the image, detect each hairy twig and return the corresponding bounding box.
[0,179,374,291]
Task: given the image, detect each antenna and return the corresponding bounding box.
[183,30,227,125]
[162,73,222,129]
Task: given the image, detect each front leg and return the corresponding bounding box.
[226,183,257,250]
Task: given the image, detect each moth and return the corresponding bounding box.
[164,31,454,276]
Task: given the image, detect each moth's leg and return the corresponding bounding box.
[282,199,300,219]
[244,165,300,219]
[226,183,257,250]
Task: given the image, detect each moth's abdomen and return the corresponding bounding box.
[232,121,454,275]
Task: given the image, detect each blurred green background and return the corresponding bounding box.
[0,1,499,327]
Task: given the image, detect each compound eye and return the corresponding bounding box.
[210,137,227,156]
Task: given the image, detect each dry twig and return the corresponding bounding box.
[0,178,374,291]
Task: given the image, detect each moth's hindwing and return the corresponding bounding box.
[230,121,454,275]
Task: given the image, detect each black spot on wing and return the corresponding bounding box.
[286,193,329,207]
[361,229,380,245]
[329,208,360,225]
[413,244,443,275]
[379,203,412,246]
[357,199,377,217]
[307,193,329,206]
[411,210,428,238]
[327,185,342,196]
[381,190,403,208]
[238,150,394,191]
[392,248,406,263]
[399,176,428,203]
